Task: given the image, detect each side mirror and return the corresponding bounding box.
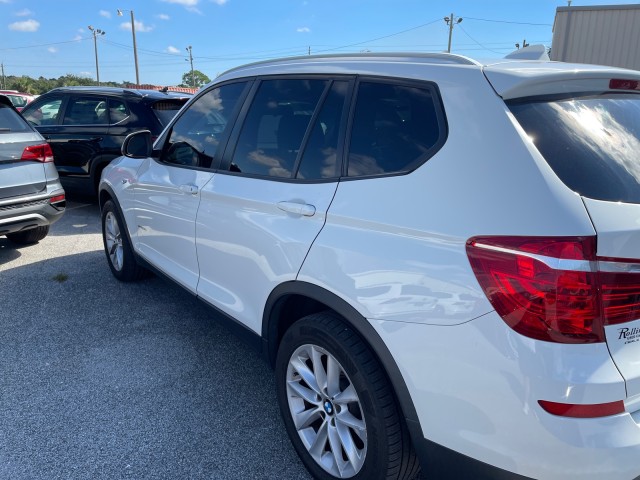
[122,130,153,158]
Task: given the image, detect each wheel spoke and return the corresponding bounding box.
[333,383,359,405]
[308,418,329,460]
[311,346,328,395]
[291,353,323,397]
[291,404,323,430]
[327,421,348,476]
[336,420,365,473]
[336,411,366,441]
[326,354,341,399]
[287,379,321,405]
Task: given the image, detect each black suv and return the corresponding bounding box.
[21,87,190,195]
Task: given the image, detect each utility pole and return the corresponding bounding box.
[88,25,106,85]
[117,9,140,85]
[444,13,463,53]
[186,45,195,87]
[1,63,5,89]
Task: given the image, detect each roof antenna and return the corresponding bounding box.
[567,1,572,5]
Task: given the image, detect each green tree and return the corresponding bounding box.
[180,70,210,88]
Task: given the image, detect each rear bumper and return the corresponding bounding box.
[371,313,640,480]
[0,186,65,236]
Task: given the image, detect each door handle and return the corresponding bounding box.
[179,184,199,195]
[277,201,316,217]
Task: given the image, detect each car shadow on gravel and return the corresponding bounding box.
[0,249,312,480]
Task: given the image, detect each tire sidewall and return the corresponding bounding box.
[276,316,391,480]
[101,200,140,282]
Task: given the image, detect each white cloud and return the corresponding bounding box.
[120,20,153,33]
[161,0,202,13]
[15,8,32,17]
[166,46,180,54]
[9,19,40,32]
[99,10,111,19]
[211,0,227,5]
[297,27,311,33]
[47,47,58,53]
[157,14,170,20]
[79,71,92,78]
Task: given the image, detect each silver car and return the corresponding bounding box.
[0,94,65,243]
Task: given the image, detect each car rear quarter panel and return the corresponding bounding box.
[298,65,596,326]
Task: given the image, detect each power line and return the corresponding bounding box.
[458,25,507,55]
[464,16,552,26]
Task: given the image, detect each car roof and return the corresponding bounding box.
[215,50,640,101]
[43,86,191,101]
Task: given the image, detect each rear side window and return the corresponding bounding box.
[347,81,444,177]
[509,94,640,203]
[229,78,328,178]
[0,103,30,133]
[152,100,188,126]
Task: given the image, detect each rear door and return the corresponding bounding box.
[508,90,640,398]
[195,77,351,333]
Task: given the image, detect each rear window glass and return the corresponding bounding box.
[0,103,30,133]
[509,93,640,203]
[152,100,187,126]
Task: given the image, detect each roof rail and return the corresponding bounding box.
[220,51,478,77]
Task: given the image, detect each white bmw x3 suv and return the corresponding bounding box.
[99,50,640,480]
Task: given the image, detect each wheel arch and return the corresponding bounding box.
[262,281,423,437]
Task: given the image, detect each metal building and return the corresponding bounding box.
[551,4,640,71]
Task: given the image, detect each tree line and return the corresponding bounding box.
[1,70,212,95]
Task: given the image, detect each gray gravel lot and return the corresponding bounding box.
[0,197,312,480]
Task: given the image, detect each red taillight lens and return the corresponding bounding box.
[538,399,625,418]
[609,79,640,91]
[600,260,640,326]
[467,236,604,343]
[21,143,54,163]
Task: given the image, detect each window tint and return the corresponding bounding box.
[152,100,188,126]
[0,103,30,133]
[348,82,442,176]
[509,94,640,203]
[23,98,63,126]
[63,97,109,125]
[230,79,328,178]
[296,81,348,179]
[108,99,128,124]
[161,82,246,169]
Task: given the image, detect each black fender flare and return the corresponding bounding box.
[262,280,423,444]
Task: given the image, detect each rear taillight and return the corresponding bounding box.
[21,143,54,163]
[467,236,640,344]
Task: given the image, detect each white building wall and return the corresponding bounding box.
[552,5,640,71]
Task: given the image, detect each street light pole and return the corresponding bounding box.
[444,13,463,53]
[117,9,140,85]
[186,45,195,87]
[88,25,106,85]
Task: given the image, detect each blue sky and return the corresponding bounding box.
[0,0,637,86]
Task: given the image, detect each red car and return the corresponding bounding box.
[0,90,35,111]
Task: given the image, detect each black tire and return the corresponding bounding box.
[101,199,146,282]
[6,225,49,244]
[276,311,420,480]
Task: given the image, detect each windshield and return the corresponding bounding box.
[509,93,640,204]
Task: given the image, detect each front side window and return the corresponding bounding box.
[229,79,328,178]
[347,81,443,177]
[509,94,640,203]
[23,97,63,126]
[161,82,247,169]
[63,96,109,125]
